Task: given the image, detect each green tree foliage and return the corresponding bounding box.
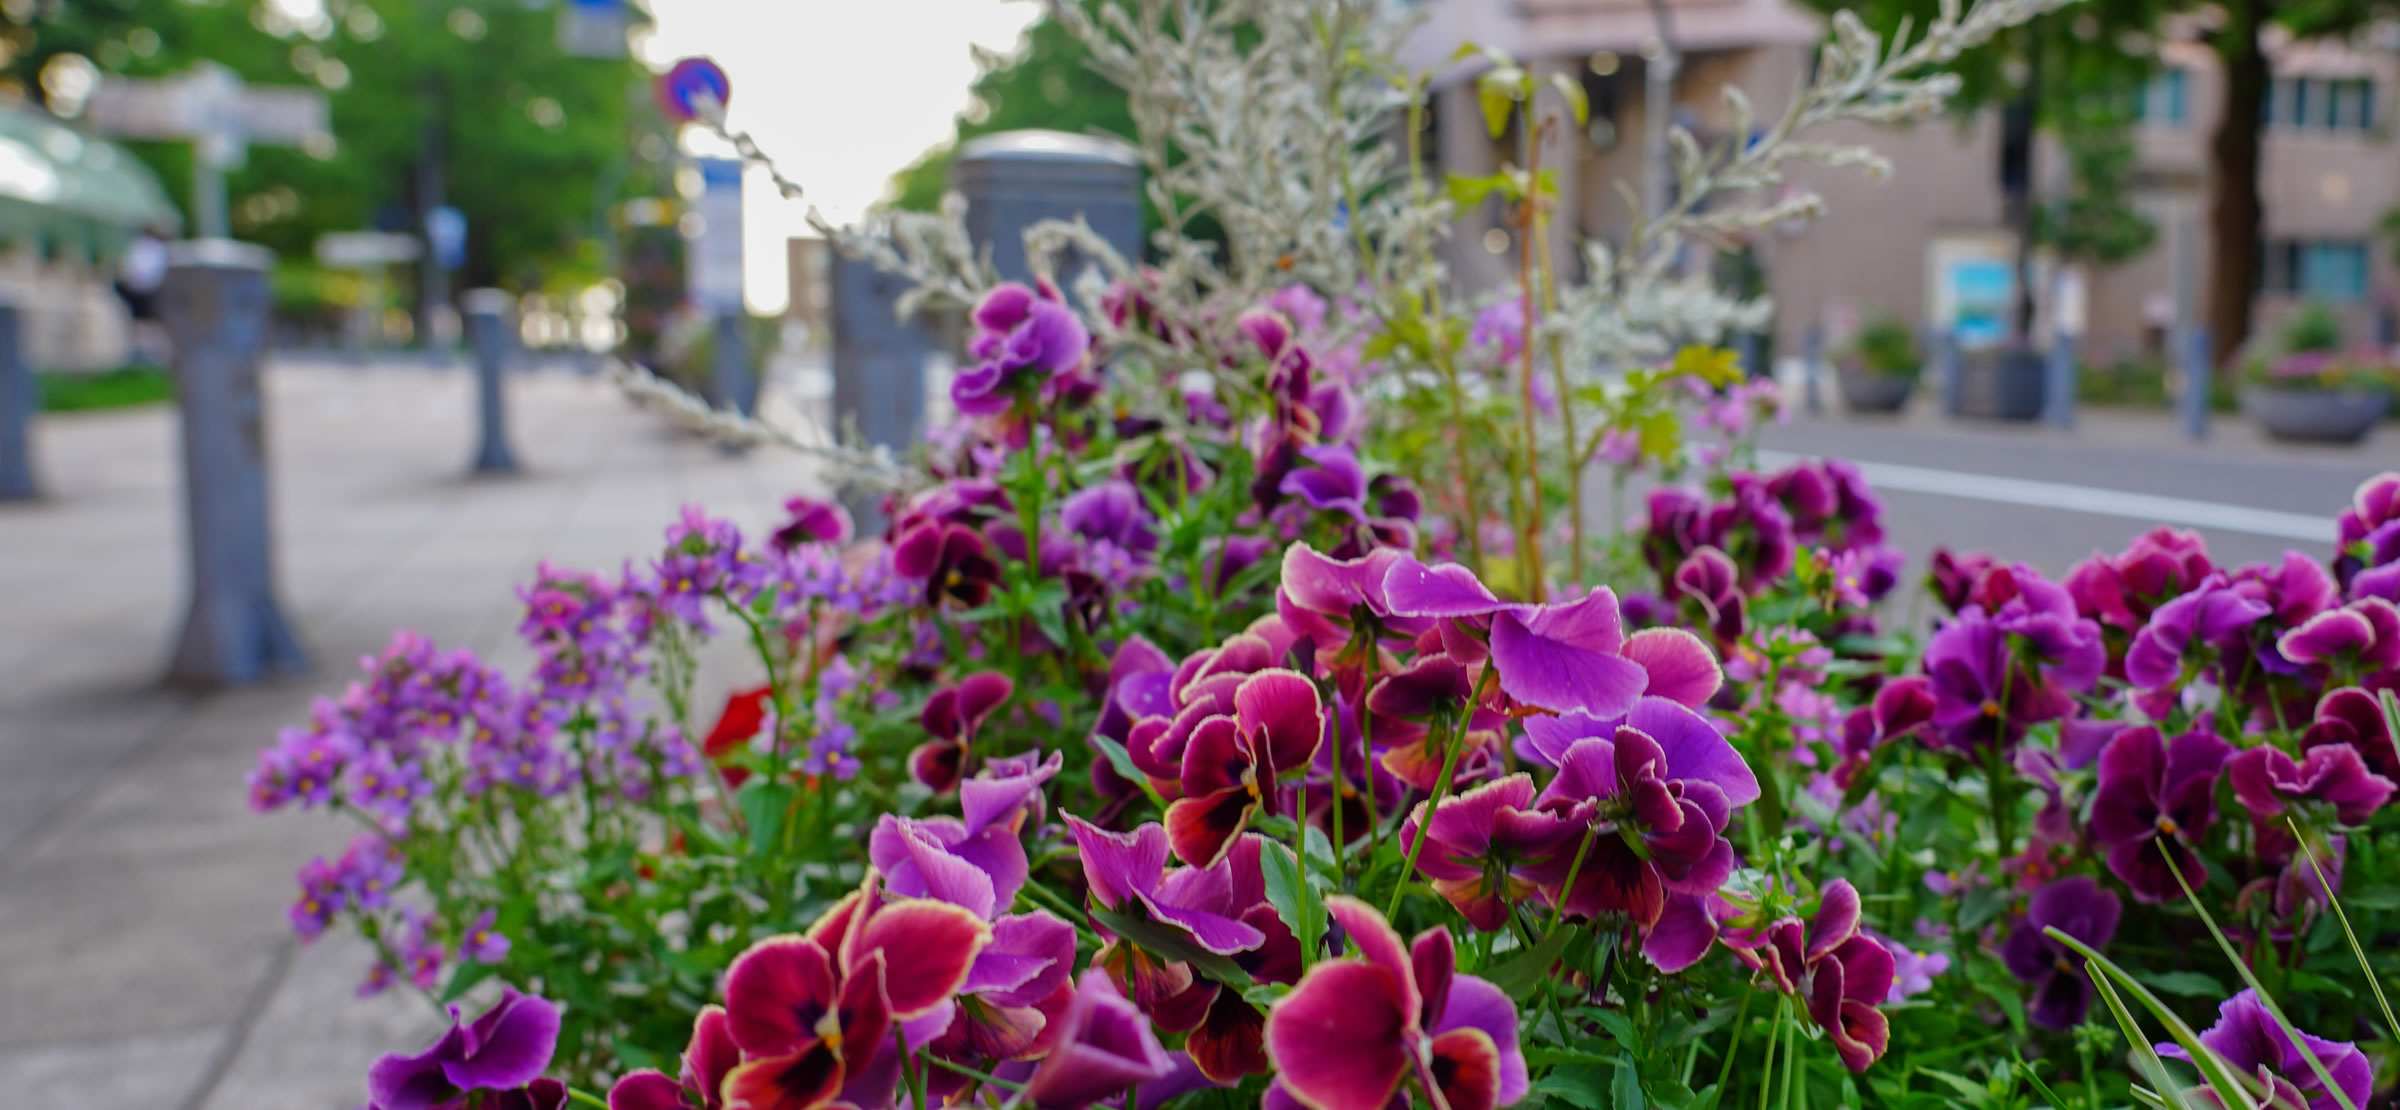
[1,0,660,292]
[887,4,1133,212]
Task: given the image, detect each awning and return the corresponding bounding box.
[0,104,180,248]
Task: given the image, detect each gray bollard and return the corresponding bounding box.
[1935,330,1963,418]
[1801,325,1824,416]
[2177,324,2212,441]
[710,311,755,419]
[952,130,1142,285]
[0,304,38,501]
[2045,334,2078,430]
[830,254,931,532]
[160,240,305,687]
[463,288,520,475]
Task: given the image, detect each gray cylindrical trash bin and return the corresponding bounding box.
[951,130,1142,286]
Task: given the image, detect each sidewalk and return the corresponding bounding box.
[0,359,826,1109]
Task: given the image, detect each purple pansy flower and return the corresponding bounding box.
[2124,576,2274,690]
[771,496,852,550]
[1999,876,2121,1030]
[2276,598,2400,678]
[1162,669,1325,867]
[1060,479,1160,556]
[1265,898,1526,1110]
[951,282,1090,417]
[2089,724,2233,902]
[1023,971,1176,1109]
[2158,990,2374,1110]
[460,910,510,964]
[1383,557,1722,717]
[2228,742,2394,826]
[2304,687,2400,782]
[1064,817,1268,956]
[909,671,1013,795]
[367,988,562,1110]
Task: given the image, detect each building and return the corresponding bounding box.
[1402,0,2400,365]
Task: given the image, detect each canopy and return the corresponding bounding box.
[0,104,180,250]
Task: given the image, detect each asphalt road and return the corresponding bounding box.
[1750,410,2395,579]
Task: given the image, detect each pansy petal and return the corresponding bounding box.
[848,900,992,1018]
[1265,961,1413,1110]
[1425,1028,1504,1110]
[1628,697,1760,808]
[606,1070,684,1110]
[1187,991,1272,1082]
[1234,669,1327,780]
[1382,558,1505,618]
[1065,816,1168,910]
[721,1043,843,1110]
[723,936,839,1059]
[1165,788,1257,871]
[1489,608,1648,718]
[1806,880,1864,963]
[1622,627,1723,708]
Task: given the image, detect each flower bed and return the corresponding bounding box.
[240,2,2400,1109]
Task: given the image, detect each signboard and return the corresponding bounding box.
[427,206,468,272]
[686,157,744,312]
[83,64,329,238]
[559,0,627,59]
[315,231,421,268]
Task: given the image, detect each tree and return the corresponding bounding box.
[1,0,661,296]
[887,4,1134,212]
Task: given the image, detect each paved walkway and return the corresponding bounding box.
[0,359,825,1109]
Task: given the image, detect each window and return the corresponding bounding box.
[2263,239,2370,301]
[2264,76,2377,131]
[2138,67,2188,125]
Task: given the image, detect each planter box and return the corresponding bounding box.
[2241,386,2389,444]
[1837,370,1915,413]
[1956,347,2047,421]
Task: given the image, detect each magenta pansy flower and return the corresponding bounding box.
[2123,575,2273,690]
[2276,597,2400,677]
[1276,543,1428,652]
[1064,817,1268,956]
[607,1005,741,1110]
[892,519,1002,609]
[1999,876,2121,1030]
[2158,990,2374,1110]
[2304,686,2400,781]
[1733,880,1893,1072]
[1163,668,1326,867]
[2065,527,2214,633]
[1397,773,1586,930]
[909,671,1012,794]
[1265,898,1526,1110]
[367,988,562,1110]
[719,878,991,1110]
[771,496,852,550]
[2088,724,2233,903]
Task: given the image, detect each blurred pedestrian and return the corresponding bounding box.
[114,225,170,366]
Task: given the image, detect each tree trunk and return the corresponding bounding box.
[2208,1,2270,364]
[2007,30,2042,341]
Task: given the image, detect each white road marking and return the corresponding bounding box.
[1756,452,2330,543]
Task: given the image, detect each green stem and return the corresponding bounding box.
[923,1053,1028,1094]
[896,1027,926,1110]
[1712,981,1757,1098]
[1387,714,1469,919]
[565,1088,611,1110]
[1545,826,1598,933]
[1754,996,1783,1110]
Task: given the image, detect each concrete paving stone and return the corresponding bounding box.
[0,852,291,1046]
[200,934,444,1110]
[0,1028,225,1110]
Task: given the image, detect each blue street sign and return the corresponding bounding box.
[428,206,467,272]
[657,57,730,124]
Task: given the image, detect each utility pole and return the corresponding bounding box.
[1642,0,1681,223]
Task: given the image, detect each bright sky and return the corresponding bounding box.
[638,0,1041,314]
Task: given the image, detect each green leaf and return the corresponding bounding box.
[1487,921,1578,1001]
[1549,71,1590,126]
[1476,71,1521,138]
[439,960,501,1004]
[2135,970,2229,998]
[739,781,795,860]
[1918,1068,1989,1102]
[1088,904,1254,988]
[1446,172,1510,209]
[2049,929,2256,1110]
[2016,1054,2070,1110]
[1613,1057,1647,1110]
[1260,841,1325,963]
[1525,1046,1617,1069]
[1527,1072,1608,1110]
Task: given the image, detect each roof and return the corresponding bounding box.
[0,104,180,243]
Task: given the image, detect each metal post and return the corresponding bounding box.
[1934,329,1963,418]
[1801,324,1824,416]
[2045,333,2078,429]
[160,240,305,687]
[0,305,38,501]
[710,311,755,418]
[2178,324,2212,441]
[829,254,930,532]
[463,288,519,474]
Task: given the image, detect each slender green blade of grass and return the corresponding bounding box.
[2086,966,2201,1110]
[2161,843,2362,1110]
[2046,928,2257,1110]
[2285,816,2398,1043]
